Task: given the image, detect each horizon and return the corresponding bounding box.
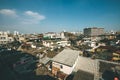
[0,0,120,33]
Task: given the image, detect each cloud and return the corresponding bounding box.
[21,10,45,24]
[25,11,45,20]
[0,9,18,17]
[0,9,46,25]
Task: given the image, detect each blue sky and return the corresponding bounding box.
[0,0,120,33]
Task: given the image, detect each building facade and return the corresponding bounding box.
[84,27,104,36]
[0,31,14,44]
[52,49,79,75]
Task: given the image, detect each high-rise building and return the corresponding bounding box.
[84,27,104,36]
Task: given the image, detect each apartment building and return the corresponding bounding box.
[84,27,104,36]
[0,31,14,44]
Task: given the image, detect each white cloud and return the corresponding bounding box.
[25,11,45,20]
[20,10,45,24]
[0,9,45,25]
[0,9,18,17]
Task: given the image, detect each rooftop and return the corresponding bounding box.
[73,70,94,80]
[73,56,98,74]
[52,48,79,67]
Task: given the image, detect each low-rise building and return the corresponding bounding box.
[52,48,79,75]
[42,40,54,47]
[0,31,14,44]
[56,40,71,47]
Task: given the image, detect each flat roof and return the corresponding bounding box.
[73,56,98,74]
[52,48,79,67]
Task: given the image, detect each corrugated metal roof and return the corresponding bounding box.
[52,48,79,67]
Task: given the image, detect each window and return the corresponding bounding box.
[60,65,63,69]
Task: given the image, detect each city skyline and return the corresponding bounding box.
[0,0,120,33]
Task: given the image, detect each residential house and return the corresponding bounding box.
[52,48,79,76]
[42,40,54,47]
[18,35,26,43]
[60,32,65,39]
[44,32,56,39]
[95,46,116,52]
[0,31,14,44]
[56,40,71,47]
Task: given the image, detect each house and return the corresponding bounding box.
[52,48,79,76]
[95,46,116,52]
[42,40,54,47]
[56,40,71,47]
[112,50,120,61]
[18,36,26,42]
[44,32,56,39]
[0,31,14,44]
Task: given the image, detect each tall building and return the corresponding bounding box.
[84,27,104,36]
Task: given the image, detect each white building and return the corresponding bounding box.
[0,31,14,44]
[42,40,53,47]
[14,31,19,35]
[43,32,66,39]
[44,32,56,38]
[52,49,79,75]
[56,40,71,47]
[60,32,65,39]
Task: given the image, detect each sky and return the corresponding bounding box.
[0,0,120,33]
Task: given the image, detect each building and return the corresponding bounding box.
[56,40,71,47]
[52,48,79,75]
[0,31,14,44]
[42,40,54,47]
[44,32,56,39]
[14,31,19,35]
[60,32,65,39]
[43,32,66,39]
[84,27,104,37]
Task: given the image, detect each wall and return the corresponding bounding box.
[52,61,74,74]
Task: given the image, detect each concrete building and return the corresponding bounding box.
[43,32,65,39]
[52,48,79,75]
[44,32,56,38]
[60,32,65,39]
[0,31,14,44]
[56,40,71,47]
[84,27,104,36]
[14,31,19,35]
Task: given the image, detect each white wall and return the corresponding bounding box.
[52,61,74,74]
